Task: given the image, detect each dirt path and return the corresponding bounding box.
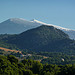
[0,47,22,53]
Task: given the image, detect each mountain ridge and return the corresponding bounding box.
[0,18,75,39]
[2,25,75,54]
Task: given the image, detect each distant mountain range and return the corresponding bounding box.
[0,18,75,40]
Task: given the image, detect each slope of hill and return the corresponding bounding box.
[2,25,75,54]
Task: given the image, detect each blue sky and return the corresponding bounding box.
[0,0,75,29]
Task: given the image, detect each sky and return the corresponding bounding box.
[0,0,75,30]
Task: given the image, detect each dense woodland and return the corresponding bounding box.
[0,55,75,75]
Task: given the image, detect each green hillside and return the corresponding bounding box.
[2,25,75,54]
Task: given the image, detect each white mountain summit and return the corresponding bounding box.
[0,18,75,40]
[31,19,70,30]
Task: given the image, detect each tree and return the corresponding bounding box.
[32,61,43,74]
[22,69,33,75]
[7,55,18,64]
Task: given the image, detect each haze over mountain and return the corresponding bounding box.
[0,18,41,34]
[0,18,75,39]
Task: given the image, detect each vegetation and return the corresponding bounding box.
[38,52,75,64]
[1,25,75,55]
[0,34,19,50]
[25,52,75,65]
[0,55,75,75]
[1,48,75,65]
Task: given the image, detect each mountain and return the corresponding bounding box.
[0,18,75,40]
[2,25,75,54]
[31,19,75,40]
[0,18,42,34]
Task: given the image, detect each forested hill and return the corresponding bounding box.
[1,25,75,54]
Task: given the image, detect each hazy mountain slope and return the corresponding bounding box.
[2,25,75,54]
[0,18,41,34]
[64,30,75,40]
